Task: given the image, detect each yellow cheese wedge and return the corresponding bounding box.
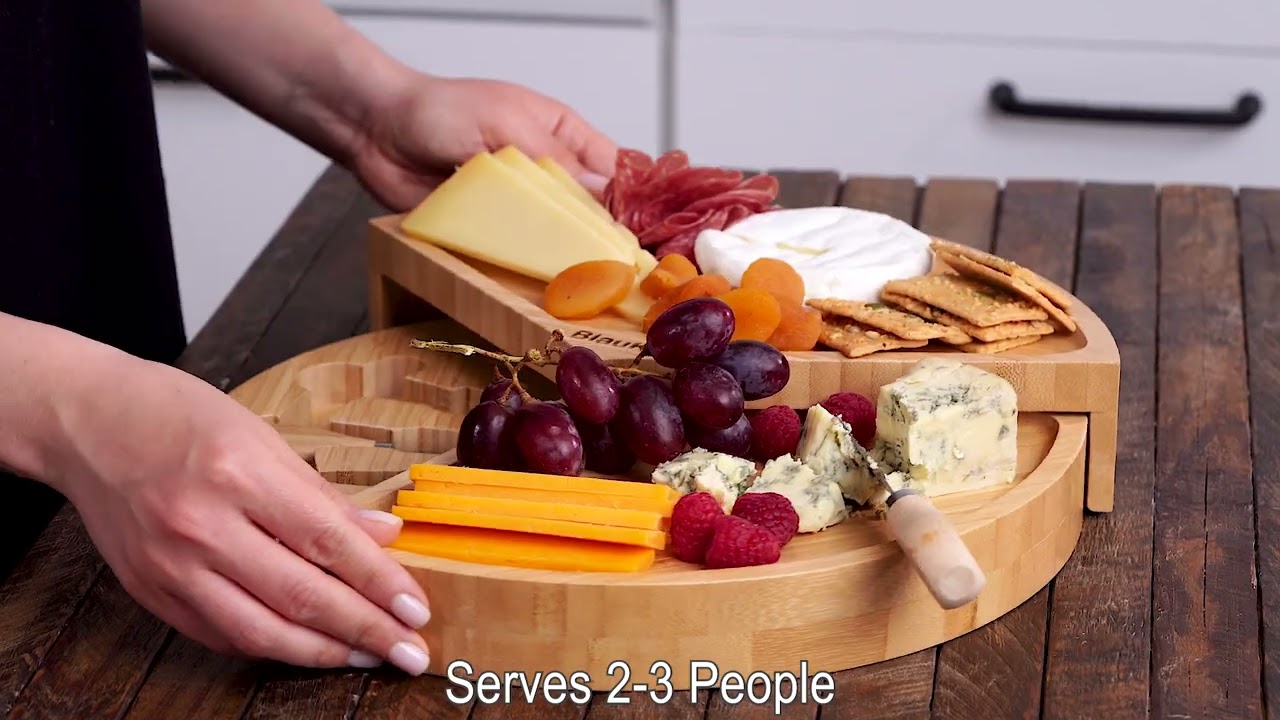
[412,479,677,515]
[395,489,669,531]
[536,155,615,224]
[390,522,655,573]
[399,152,630,282]
[391,505,667,550]
[410,463,681,503]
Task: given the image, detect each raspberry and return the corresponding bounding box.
[731,492,799,545]
[667,492,724,564]
[747,405,801,460]
[704,515,782,568]
[820,391,876,448]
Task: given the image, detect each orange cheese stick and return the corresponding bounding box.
[396,490,669,531]
[391,505,667,550]
[409,464,680,503]
[391,522,655,573]
[409,480,677,516]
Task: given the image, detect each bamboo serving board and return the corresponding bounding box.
[365,214,1121,511]
[343,412,1086,691]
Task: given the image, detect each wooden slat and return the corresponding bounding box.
[0,507,103,715]
[353,673,472,718]
[767,170,842,209]
[1239,187,1280,719]
[929,181,1080,720]
[583,691,706,720]
[916,179,999,251]
[242,669,365,720]
[120,637,256,719]
[469,696,587,720]
[822,176,935,720]
[1041,184,1159,719]
[1150,186,1260,718]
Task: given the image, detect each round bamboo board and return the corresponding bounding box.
[230,324,1089,690]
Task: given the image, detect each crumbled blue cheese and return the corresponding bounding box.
[872,357,1018,497]
[795,403,883,505]
[746,455,848,533]
[651,448,757,513]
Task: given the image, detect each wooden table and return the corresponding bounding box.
[0,164,1271,719]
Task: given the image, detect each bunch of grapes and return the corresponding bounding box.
[455,298,790,476]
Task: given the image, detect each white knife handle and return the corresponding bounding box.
[884,491,986,609]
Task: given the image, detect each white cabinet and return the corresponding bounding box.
[151,74,328,341]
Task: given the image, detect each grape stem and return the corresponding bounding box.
[408,331,668,397]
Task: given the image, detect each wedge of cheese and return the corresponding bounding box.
[396,489,669,531]
[409,463,680,503]
[412,479,677,515]
[391,505,667,549]
[399,151,630,282]
[390,523,656,573]
[535,154,646,252]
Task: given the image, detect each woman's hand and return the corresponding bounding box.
[349,73,619,211]
[44,352,432,675]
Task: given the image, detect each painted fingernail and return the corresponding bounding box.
[391,592,430,628]
[348,649,382,668]
[358,509,402,526]
[389,641,429,676]
[577,172,608,192]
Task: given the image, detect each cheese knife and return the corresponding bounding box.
[873,467,987,610]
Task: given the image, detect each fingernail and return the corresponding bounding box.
[389,641,429,676]
[348,649,382,668]
[358,509,402,526]
[577,172,608,192]
[391,592,430,628]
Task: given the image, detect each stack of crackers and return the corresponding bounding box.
[807,238,1077,358]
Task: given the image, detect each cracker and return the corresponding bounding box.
[937,251,1078,333]
[881,273,1048,327]
[879,291,1054,343]
[930,237,1074,310]
[957,334,1045,354]
[817,316,929,358]
[805,298,971,344]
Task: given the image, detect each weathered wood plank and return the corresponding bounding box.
[241,669,365,720]
[120,637,256,720]
[930,180,1080,720]
[916,179,1000,251]
[838,176,918,222]
[354,673,471,719]
[1240,186,1280,720]
[1041,183,1159,720]
[583,691,706,720]
[1151,186,1259,718]
[767,170,842,210]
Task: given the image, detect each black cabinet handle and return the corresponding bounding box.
[149,64,198,85]
[989,80,1261,127]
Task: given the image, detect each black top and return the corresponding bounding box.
[0,2,187,578]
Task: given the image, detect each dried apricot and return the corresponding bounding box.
[544,260,635,320]
[740,258,805,307]
[674,274,732,303]
[639,254,699,298]
[641,286,681,332]
[767,304,823,351]
[716,287,782,342]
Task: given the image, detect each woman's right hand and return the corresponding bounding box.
[43,351,433,674]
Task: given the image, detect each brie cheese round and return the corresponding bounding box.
[693,206,934,302]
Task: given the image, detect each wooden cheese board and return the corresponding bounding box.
[228,317,1089,689]
[366,213,1121,511]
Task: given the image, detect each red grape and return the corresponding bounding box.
[672,362,743,430]
[577,419,637,475]
[479,378,524,411]
[645,298,735,368]
[555,346,621,423]
[511,402,584,476]
[687,414,752,457]
[456,400,515,469]
[710,340,790,400]
[611,375,685,465]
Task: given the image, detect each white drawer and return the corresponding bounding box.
[347,15,662,154]
[675,34,1279,188]
[328,0,659,24]
[678,0,1280,51]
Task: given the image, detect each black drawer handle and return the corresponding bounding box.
[989,80,1261,127]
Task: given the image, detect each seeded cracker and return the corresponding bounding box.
[880,291,1055,343]
[880,273,1048,327]
[929,237,1074,310]
[805,298,970,344]
[958,334,1045,354]
[817,316,929,358]
[936,251,1078,333]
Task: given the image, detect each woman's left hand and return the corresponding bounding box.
[349,73,618,211]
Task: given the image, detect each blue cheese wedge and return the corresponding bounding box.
[795,403,884,505]
[651,448,757,513]
[872,357,1018,496]
[746,455,848,533]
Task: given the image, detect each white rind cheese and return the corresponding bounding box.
[746,455,848,533]
[651,449,757,513]
[872,358,1018,497]
[692,206,933,302]
[795,404,883,505]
